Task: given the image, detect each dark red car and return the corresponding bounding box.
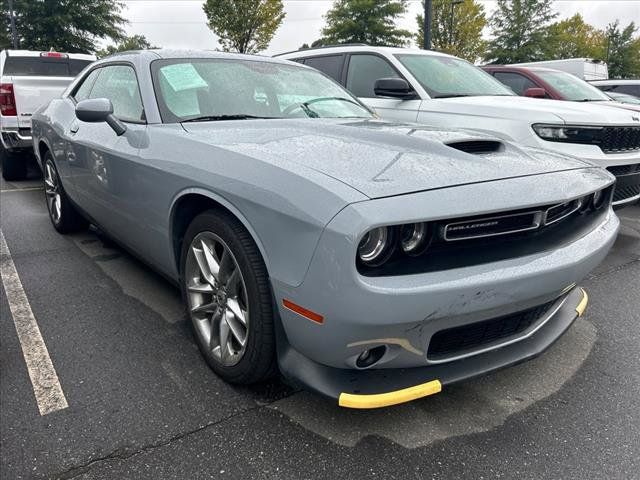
[482,65,640,113]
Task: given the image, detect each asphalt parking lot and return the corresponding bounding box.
[1,170,639,480]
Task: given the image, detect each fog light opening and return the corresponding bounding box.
[355,345,386,368]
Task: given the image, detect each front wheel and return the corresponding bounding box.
[180,210,276,384]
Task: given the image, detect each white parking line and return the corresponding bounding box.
[0,187,44,193]
[0,229,68,415]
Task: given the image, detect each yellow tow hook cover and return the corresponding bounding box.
[338,379,442,409]
[575,288,589,317]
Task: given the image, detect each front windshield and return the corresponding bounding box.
[395,54,514,98]
[535,70,610,101]
[609,92,640,104]
[151,58,372,122]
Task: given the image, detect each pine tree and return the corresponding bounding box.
[485,0,557,63]
[605,21,640,79]
[321,0,413,47]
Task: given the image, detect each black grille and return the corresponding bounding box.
[446,140,502,154]
[600,126,640,153]
[427,299,558,359]
[613,183,640,203]
[607,164,640,176]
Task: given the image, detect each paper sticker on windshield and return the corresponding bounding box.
[160,63,208,92]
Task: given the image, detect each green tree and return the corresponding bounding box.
[320,0,412,47]
[605,21,640,79]
[543,14,606,60]
[0,25,9,50]
[203,0,285,54]
[96,34,157,58]
[485,0,557,63]
[416,0,487,62]
[1,0,126,53]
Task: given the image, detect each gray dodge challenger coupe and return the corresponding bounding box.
[32,50,619,408]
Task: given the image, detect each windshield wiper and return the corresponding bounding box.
[296,96,369,118]
[302,96,363,108]
[181,114,279,123]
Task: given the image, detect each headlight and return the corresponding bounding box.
[532,124,603,144]
[358,227,394,266]
[400,223,431,255]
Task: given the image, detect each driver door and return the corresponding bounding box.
[68,64,146,244]
[344,54,422,122]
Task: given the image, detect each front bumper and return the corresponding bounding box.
[608,164,640,206]
[272,169,618,407]
[278,287,588,408]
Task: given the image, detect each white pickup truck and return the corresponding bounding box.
[1,50,95,180]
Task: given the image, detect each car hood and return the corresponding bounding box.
[434,95,640,124]
[182,118,594,199]
[591,100,640,113]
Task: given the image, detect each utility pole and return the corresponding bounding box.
[424,0,432,50]
[8,0,18,49]
[449,0,463,47]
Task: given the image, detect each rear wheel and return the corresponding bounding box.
[43,152,88,233]
[180,210,276,384]
[1,146,28,181]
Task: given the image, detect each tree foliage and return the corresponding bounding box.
[203,0,285,54]
[485,0,557,63]
[0,23,10,50]
[96,35,157,58]
[320,0,412,47]
[542,14,606,60]
[416,0,486,62]
[1,0,126,53]
[605,21,640,79]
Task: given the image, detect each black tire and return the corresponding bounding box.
[1,146,28,181]
[43,152,89,233]
[180,209,277,384]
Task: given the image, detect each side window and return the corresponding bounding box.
[73,69,101,102]
[303,55,343,83]
[494,72,537,96]
[616,85,640,97]
[89,65,145,122]
[346,54,400,98]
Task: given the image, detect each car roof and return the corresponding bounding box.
[275,45,453,59]
[482,65,561,73]
[102,48,295,66]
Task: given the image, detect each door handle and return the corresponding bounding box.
[70,123,79,134]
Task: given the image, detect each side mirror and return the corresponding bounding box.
[374,78,416,99]
[524,87,547,99]
[75,98,127,136]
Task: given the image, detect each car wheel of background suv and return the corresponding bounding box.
[180,209,277,384]
[1,146,28,181]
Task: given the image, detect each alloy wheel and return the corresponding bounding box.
[185,232,250,366]
[44,161,62,224]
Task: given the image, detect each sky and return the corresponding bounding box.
[114,0,640,55]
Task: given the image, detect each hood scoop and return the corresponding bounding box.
[446,140,503,155]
